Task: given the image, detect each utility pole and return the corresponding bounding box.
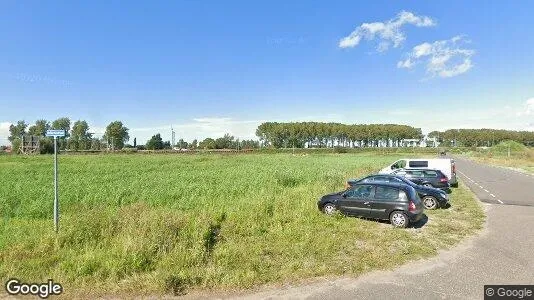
[171,126,176,148]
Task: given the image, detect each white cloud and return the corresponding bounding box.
[0,122,12,146]
[339,11,436,51]
[524,98,534,115]
[516,98,534,116]
[398,36,475,78]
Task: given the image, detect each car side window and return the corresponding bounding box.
[424,170,437,177]
[394,170,407,176]
[348,185,374,198]
[374,186,399,200]
[409,170,423,177]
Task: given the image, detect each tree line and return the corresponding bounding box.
[6,118,260,153]
[6,118,534,153]
[143,133,259,150]
[7,118,131,153]
[428,129,534,147]
[255,122,424,148]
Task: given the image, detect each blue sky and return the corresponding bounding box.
[1,1,534,144]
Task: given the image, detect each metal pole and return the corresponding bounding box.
[54,136,59,232]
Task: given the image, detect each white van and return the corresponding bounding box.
[378,158,458,187]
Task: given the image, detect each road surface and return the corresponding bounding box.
[188,157,534,300]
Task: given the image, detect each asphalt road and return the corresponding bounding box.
[189,157,534,300]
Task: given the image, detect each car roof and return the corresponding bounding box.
[348,174,405,181]
[399,168,443,172]
[349,181,411,191]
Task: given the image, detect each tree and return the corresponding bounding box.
[69,120,92,151]
[199,138,216,149]
[28,119,50,136]
[146,133,164,150]
[214,133,235,149]
[52,117,71,150]
[103,121,129,150]
[189,139,198,149]
[8,121,28,142]
[177,138,188,149]
[51,117,71,133]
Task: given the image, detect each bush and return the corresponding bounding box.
[333,146,348,153]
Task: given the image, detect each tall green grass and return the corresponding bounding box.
[0,153,484,296]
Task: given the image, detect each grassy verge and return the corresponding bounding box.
[0,153,484,297]
[461,143,534,174]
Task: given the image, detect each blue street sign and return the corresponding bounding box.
[46,130,66,137]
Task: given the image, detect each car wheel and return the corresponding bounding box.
[390,211,409,228]
[423,183,433,188]
[322,203,337,215]
[422,196,438,210]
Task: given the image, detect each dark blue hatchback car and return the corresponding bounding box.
[318,182,424,228]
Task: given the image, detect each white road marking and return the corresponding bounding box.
[483,189,490,193]
[490,193,496,197]
[497,199,504,204]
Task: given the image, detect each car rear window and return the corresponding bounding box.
[408,161,428,168]
[374,186,399,200]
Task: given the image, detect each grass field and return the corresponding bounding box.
[0,153,485,297]
[462,141,534,174]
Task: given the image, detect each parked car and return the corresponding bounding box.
[317,182,424,228]
[346,174,449,209]
[391,168,450,189]
[378,158,458,187]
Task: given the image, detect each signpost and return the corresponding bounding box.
[46,129,66,232]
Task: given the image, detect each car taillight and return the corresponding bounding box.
[409,201,416,212]
[440,178,448,182]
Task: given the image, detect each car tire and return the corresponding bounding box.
[322,203,337,215]
[422,196,438,210]
[423,183,433,188]
[390,211,409,228]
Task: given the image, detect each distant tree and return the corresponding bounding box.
[8,120,28,142]
[103,121,129,150]
[190,139,198,149]
[69,120,92,151]
[91,138,105,150]
[163,141,171,149]
[28,119,50,137]
[39,137,55,154]
[177,138,188,149]
[199,138,216,149]
[214,133,235,149]
[52,117,71,150]
[146,133,164,150]
[51,117,71,133]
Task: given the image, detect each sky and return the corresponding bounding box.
[1,1,534,145]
